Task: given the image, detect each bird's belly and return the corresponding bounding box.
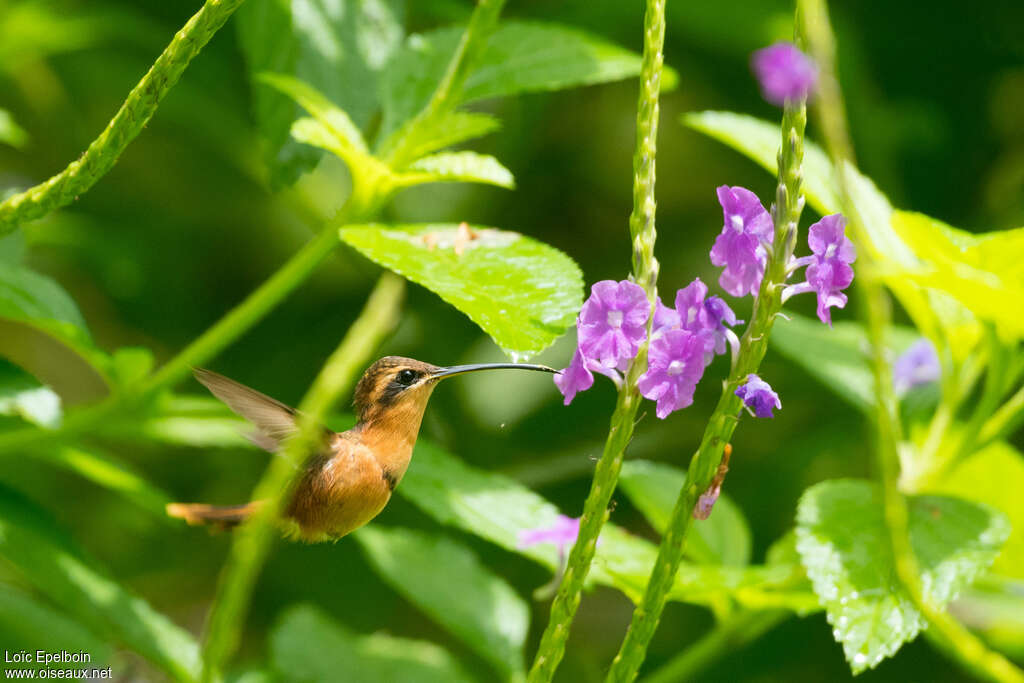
[284,453,394,542]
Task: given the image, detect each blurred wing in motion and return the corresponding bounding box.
[192,367,333,451]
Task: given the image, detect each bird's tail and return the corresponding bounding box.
[166,501,263,530]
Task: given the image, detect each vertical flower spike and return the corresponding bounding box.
[711,186,775,298]
[638,329,708,419]
[893,338,941,396]
[577,280,650,368]
[734,374,781,418]
[751,42,819,106]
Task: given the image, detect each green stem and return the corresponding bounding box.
[381,0,506,168]
[524,0,665,679]
[640,611,788,683]
[0,0,247,232]
[605,47,808,683]
[976,383,1024,450]
[198,272,405,682]
[800,2,1024,681]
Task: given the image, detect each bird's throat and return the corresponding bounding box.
[354,398,431,482]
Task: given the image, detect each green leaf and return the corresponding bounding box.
[796,479,1010,674]
[398,151,515,189]
[271,604,475,683]
[356,526,528,677]
[380,21,654,141]
[925,441,1024,578]
[395,110,501,161]
[340,223,582,359]
[0,359,61,427]
[236,0,405,185]
[0,584,112,664]
[619,460,751,566]
[31,446,174,519]
[97,395,255,448]
[770,314,922,414]
[0,107,28,148]
[890,211,1024,339]
[399,442,818,612]
[0,262,113,403]
[0,486,200,680]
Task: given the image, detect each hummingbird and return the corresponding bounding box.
[166,357,555,542]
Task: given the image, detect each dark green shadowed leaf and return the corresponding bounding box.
[769,314,922,414]
[619,460,752,566]
[0,486,200,680]
[0,262,113,402]
[795,479,1009,674]
[271,604,475,683]
[236,0,405,185]
[340,224,582,359]
[355,526,528,677]
[379,21,657,142]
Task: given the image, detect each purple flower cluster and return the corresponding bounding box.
[752,42,818,106]
[783,214,857,325]
[893,338,940,396]
[555,278,740,419]
[517,515,581,553]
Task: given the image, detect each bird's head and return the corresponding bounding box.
[353,356,555,424]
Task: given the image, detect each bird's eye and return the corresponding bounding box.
[396,369,418,386]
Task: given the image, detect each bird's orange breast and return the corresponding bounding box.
[284,434,398,542]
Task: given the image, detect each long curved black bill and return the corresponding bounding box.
[431,363,557,379]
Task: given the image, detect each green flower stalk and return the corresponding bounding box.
[526,0,665,679]
[799,1,1024,681]
[0,0,247,232]
[605,66,810,683]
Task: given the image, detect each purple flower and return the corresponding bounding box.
[710,186,774,298]
[703,295,740,356]
[652,295,681,334]
[554,348,594,405]
[752,42,818,106]
[517,515,580,552]
[578,280,650,368]
[785,214,856,325]
[638,329,708,419]
[694,483,721,520]
[734,374,781,418]
[893,339,940,396]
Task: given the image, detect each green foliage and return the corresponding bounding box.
[340,224,582,359]
[770,314,921,414]
[270,604,475,683]
[0,359,60,427]
[0,108,28,148]
[926,441,1024,578]
[236,0,406,185]
[890,211,1024,339]
[619,459,752,566]
[796,479,1010,674]
[400,151,515,189]
[0,584,112,665]
[378,21,657,144]
[0,486,200,681]
[356,526,529,678]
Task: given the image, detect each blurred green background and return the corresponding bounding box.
[1,0,1023,680]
